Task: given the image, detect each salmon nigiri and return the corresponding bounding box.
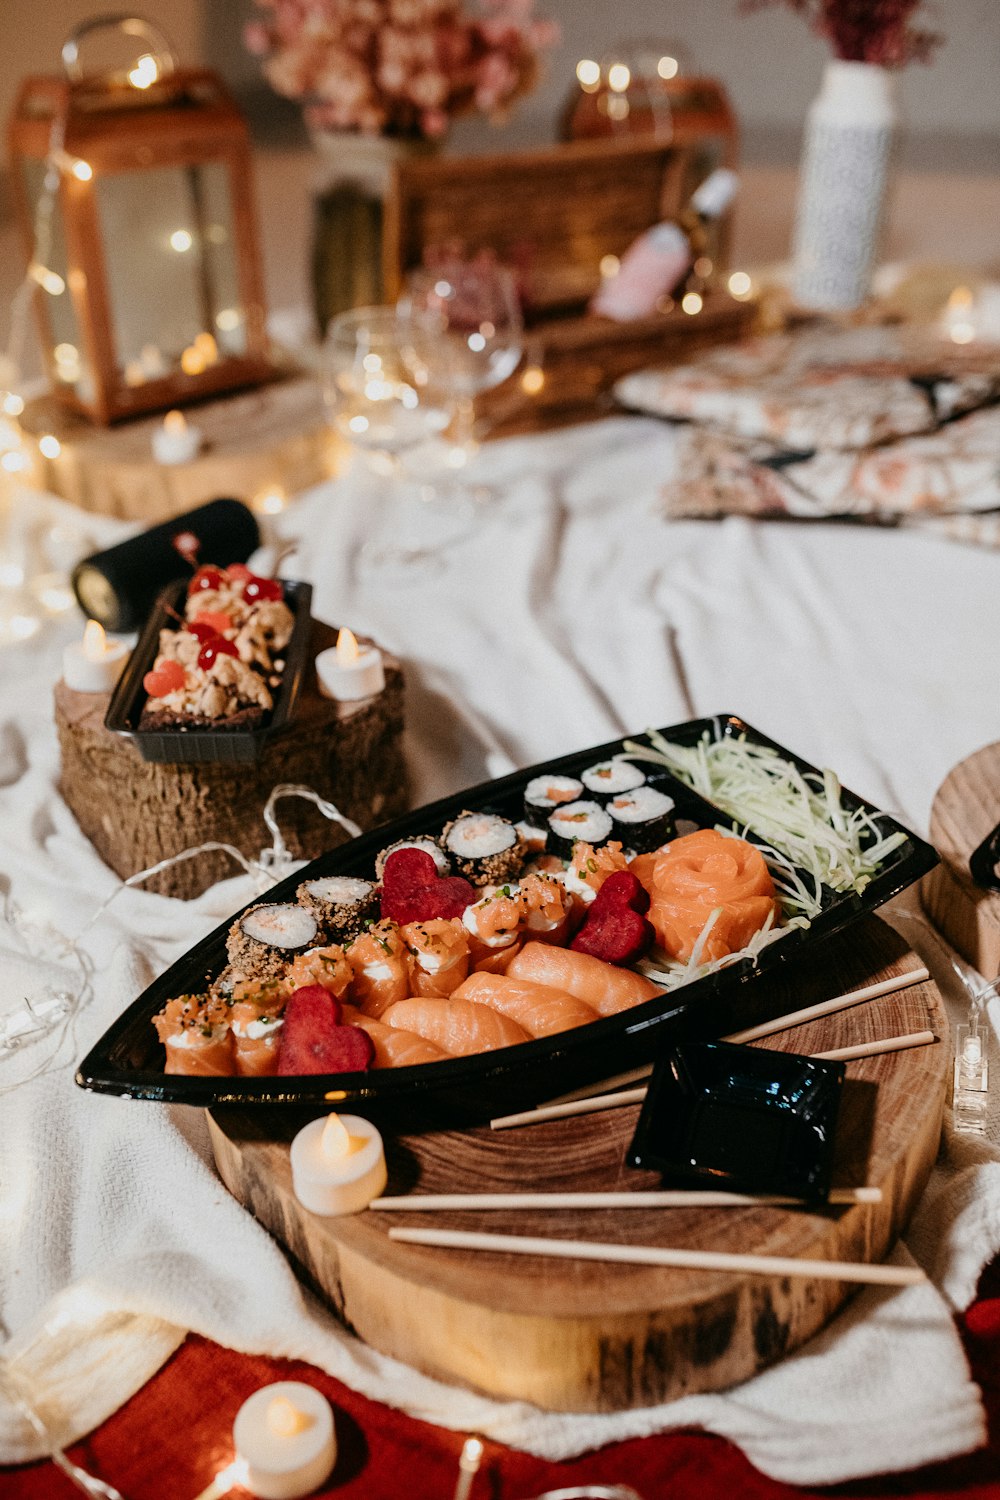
[154,994,235,1076]
[346,921,410,1016]
[508,941,661,1016]
[400,918,470,998]
[641,829,777,963]
[382,996,530,1056]
[342,1004,450,1068]
[452,972,598,1037]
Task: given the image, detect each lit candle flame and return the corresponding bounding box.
[336,628,360,664]
[948,285,974,314]
[82,620,108,660]
[266,1395,312,1438]
[164,410,187,435]
[945,285,976,345]
[321,1112,352,1161]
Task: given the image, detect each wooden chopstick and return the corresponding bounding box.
[548,966,931,1107]
[372,1187,882,1211]
[388,1227,926,1287]
[490,1028,937,1130]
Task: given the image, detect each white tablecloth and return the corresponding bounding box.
[2,416,1000,1484]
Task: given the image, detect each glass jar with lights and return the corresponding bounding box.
[7,14,271,426]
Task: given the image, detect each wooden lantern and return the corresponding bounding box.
[7,16,271,425]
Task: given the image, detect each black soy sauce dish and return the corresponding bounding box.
[627,1040,846,1203]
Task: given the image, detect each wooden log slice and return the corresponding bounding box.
[209,915,947,1413]
[54,620,408,900]
[922,739,1000,975]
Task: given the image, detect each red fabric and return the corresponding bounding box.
[7,1270,1000,1500]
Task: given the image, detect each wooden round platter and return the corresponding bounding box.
[208,915,947,1413]
[922,739,1000,974]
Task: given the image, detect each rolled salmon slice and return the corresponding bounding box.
[452,972,598,1037]
[344,1007,449,1068]
[507,941,661,1016]
[382,996,530,1056]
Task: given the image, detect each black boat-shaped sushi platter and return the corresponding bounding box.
[76,714,938,1122]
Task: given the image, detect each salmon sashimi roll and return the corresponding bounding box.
[342,1005,450,1068]
[288,944,353,1000]
[641,829,777,963]
[452,972,598,1037]
[508,941,661,1016]
[462,886,524,969]
[400,918,470,998]
[382,996,530,1056]
[346,922,411,1016]
[154,994,235,1076]
[519,873,574,946]
[563,841,631,908]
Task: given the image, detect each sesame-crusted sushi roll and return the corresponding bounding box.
[154,994,235,1076]
[547,801,613,861]
[522,774,585,828]
[375,836,449,880]
[607,786,677,852]
[226,903,319,982]
[296,876,379,945]
[441,811,525,886]
[579,758,647,804]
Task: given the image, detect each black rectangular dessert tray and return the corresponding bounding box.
[104,578,313,764]
[75,714,938,1122]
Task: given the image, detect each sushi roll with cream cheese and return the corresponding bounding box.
[522,774,585,828]
[547,800,613,860]
[375,836,449,879]
[297,875,378,944]
[226,902,319,982]
[579,758,647,803]
[441,811,525,886]
[607,786,676,852]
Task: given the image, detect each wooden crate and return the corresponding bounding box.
[383,135,754,431]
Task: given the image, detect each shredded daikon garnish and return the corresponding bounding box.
[622,728,908,896]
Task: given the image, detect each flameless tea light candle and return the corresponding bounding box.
[290,1112,387,1216]
[315,628,385,702]
[62,620,128,693]
[151,408,203,465]
[233,1381,336,1500]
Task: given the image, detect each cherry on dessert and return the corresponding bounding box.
[187,565,224,596]
[192,610,233,635]
[187,621,217,644]
[242,575,283,603]
[143,659,186,698]
[197,636,240,670]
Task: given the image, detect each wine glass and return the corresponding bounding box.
[322,306,452,570]
[398,261,523,493]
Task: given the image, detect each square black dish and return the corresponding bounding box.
[627,1039,845,1201]
[75,713,938,1119]
[104,578,313,765]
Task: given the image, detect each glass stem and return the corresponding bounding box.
[452,396,478,463]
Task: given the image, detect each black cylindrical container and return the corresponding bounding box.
[72,498,260,631]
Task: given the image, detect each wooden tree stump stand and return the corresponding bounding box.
[54,620,408,900]
[922,739,1000,975]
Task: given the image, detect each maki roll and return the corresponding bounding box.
[375,836,449,880]
[441,811,525,886]
[522,774,585,828]
[607,786,677,852]
[547,800,613,860]
[579,758,647,803]
[226,902,319,982]
[297,875,379,945]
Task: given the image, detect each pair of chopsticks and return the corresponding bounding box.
[490,965,934,1131]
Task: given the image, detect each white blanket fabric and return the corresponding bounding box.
[2,417,1000,1484]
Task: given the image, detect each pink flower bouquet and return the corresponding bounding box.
[743,0,942,66]
[245,0,558,138]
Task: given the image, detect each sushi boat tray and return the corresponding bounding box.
[77,713,938,1121]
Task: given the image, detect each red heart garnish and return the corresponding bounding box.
[571,870,654,965]
[143,659,186,698]
[276,984,374,1075]
[380,847,475,924]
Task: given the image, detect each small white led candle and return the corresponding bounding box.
[315,628,385,702]
[151,408,203,465]
[233,1381,336,1500]
[290,1112,387,1216]
[62,620,128,693]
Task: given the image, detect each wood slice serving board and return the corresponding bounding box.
[209,916,947,1413]
[922,739,1000,975]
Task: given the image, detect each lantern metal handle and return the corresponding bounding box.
[61,14,177,82]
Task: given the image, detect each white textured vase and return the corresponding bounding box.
[792,61,896,312]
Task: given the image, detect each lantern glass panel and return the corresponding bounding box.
[20,157,90,400]
[94,160,247,387]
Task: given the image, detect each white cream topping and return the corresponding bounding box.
[168,1024,229,1049]
[363,961,395,982]
[563,866,598,902]
[462,902,518,947]
[231,1016,283,1041]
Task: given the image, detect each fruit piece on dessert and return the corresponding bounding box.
[143,658,186,699]
[277,984,375,1075]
